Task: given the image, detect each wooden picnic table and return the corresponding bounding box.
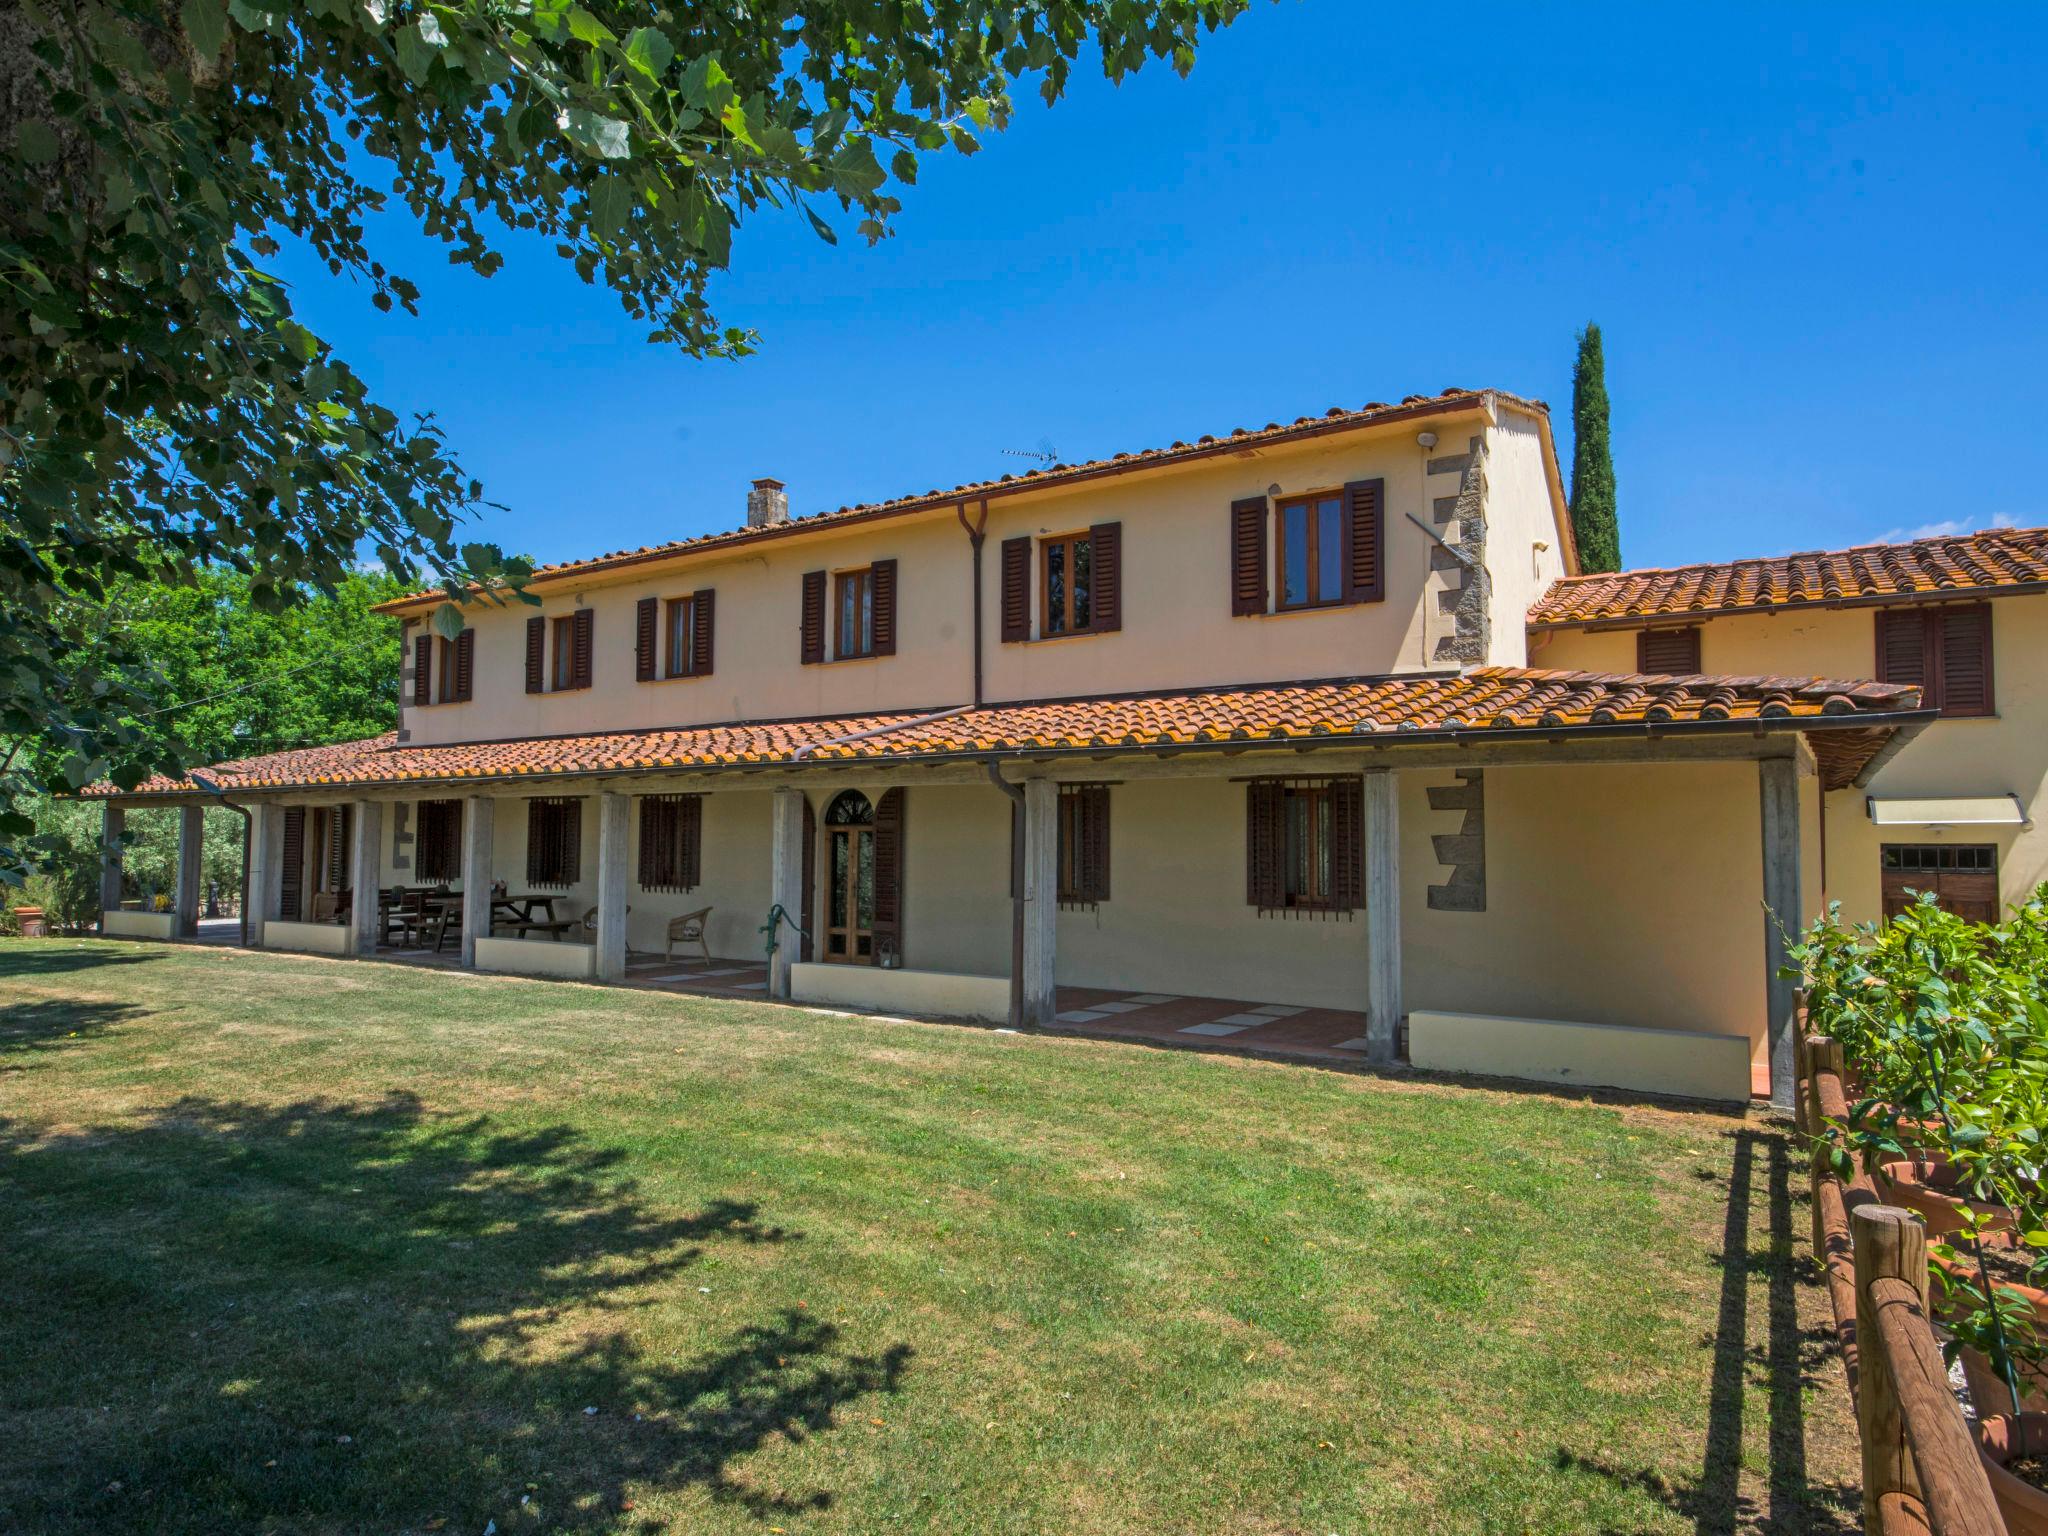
[491,893,576,941]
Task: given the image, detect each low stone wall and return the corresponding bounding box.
[790,962,1009,1024]
[474,935,595,980]
[1407,1009,1751,1104]
[101,910,177,940]
[261,920,351,956]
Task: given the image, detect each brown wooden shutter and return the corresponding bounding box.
[1343,479,1385,604]
[412,633,432,706]
[1331,775,1364,911]
[1231,497,1268,616]
[1938,604,1993,717]
[1082,784,1111,902]
[329,805,352,893]
[800,570,826,663]
[453,628,475,701]
[570,607,594,689]
[799,797,816,962]
[1090,521,1122,632]
[873,786,906,959]
[635,597,658,682]
[999,536,1031,642]
[692,588,715,677]
[1245,780,1283,910]
[279,806,306,921]
[1875,607,1929,692]
[681,793,702,888]
[1636,626,1701,675]
[525,615,546,693]
[870,558,898,656]
[637,796,666,888]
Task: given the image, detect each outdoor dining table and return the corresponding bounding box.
[491,893,575,940]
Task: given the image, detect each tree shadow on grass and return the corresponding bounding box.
[0,943,164,979]
[0,1093,910,1534]
[1552,1127,1859,1535]
[0,998,145,1057]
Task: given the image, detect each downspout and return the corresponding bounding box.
[957,498,989,708]
[984,759,1026,1028]
[188,771,252,947]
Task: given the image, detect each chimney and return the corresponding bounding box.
[747,477,789,528]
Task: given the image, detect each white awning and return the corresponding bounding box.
[1866,794,2029,827]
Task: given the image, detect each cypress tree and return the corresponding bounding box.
[1569,323,1621,573]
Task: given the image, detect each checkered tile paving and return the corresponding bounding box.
[1045,987,1377,1064]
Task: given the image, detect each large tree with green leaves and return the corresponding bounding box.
[0,0,1252,878]
[1568,321,1620,574]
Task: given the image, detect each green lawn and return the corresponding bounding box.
[0,938,1855,1534]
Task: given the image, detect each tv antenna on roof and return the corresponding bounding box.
[1000,435,1060,468]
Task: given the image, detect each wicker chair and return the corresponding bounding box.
[665,907,713,967]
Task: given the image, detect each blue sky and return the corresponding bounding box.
[275,3,2048,574]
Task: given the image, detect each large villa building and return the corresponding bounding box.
[89,387,2048,1108]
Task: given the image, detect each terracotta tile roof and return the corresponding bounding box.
[96,667,1924,801]
[377,388,1546,612]
[1528,525,2048,630]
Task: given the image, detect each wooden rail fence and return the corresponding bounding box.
[1796,1030,2007,1535]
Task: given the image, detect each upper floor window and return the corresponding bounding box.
[1231,481,1383,617]
[999,523,1122,642]
[526,609,593,694]
[411,627,474,707]
[1876,604,1993,718]
[636,592,715,681]
[1636,625,1701,676]
[801,561,896,664]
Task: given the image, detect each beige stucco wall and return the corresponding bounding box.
[1536,593,2048,925]
[1482,412,1570,667]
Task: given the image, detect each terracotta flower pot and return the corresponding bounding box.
[1878,1159,2014,1242]
[1976,1413,2048,1535]
[11,905,47,938]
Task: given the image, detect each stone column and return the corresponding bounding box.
[247,803,284,948]
[1363,767,1402,1065]
[768,787,806,999]
[348,800,383,956]
[1760,755,1804,1111]
[1021,777,1059,1026]
[98,803,126,921]
[595,791,630,982]
[174,804,204,938]
[460,795,495,967]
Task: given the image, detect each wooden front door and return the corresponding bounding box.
[823,790,876,963]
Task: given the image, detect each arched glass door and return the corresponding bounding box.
[823,790,875,963]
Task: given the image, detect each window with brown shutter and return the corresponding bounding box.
[691,588,715,677]
[1246,776,1362,916]
[1231,497,1268,615]
[1041,532,1093,637]
[1091,521,1122,632]
[835,567,876,659]
[430,630,472,704]
[525,615,545,693]
[526,798,582,888]
[415,799,463,884]
[638,794,702,892]
[1342,479,1384,604]
[1637,625,1702,676]
[1275,491,1348,611]
[800,569,827,664]
[1876,603,1994,718]
[453,628,474,701]
[279,806,305,921]
[551,615,575,691]
[412,633,432,706]
[1000,536,1031,642]
[635,597,658,682]
[571,606,594,689]
[1882,844,1998,923]
[1057,784,1111,906]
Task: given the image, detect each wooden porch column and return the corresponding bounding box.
[98,803,125,920]
[174,804,204,938]
[595,791,630,983]
[1760,755,1803,1111]
[1363,767,1401,1065]
[460,795,494,968]
[1021,777,1059,1026]
[768,787,805,999]
[348,800,382,956]
[247,803,283,948]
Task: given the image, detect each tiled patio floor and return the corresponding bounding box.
[1047,986,1377,1065]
